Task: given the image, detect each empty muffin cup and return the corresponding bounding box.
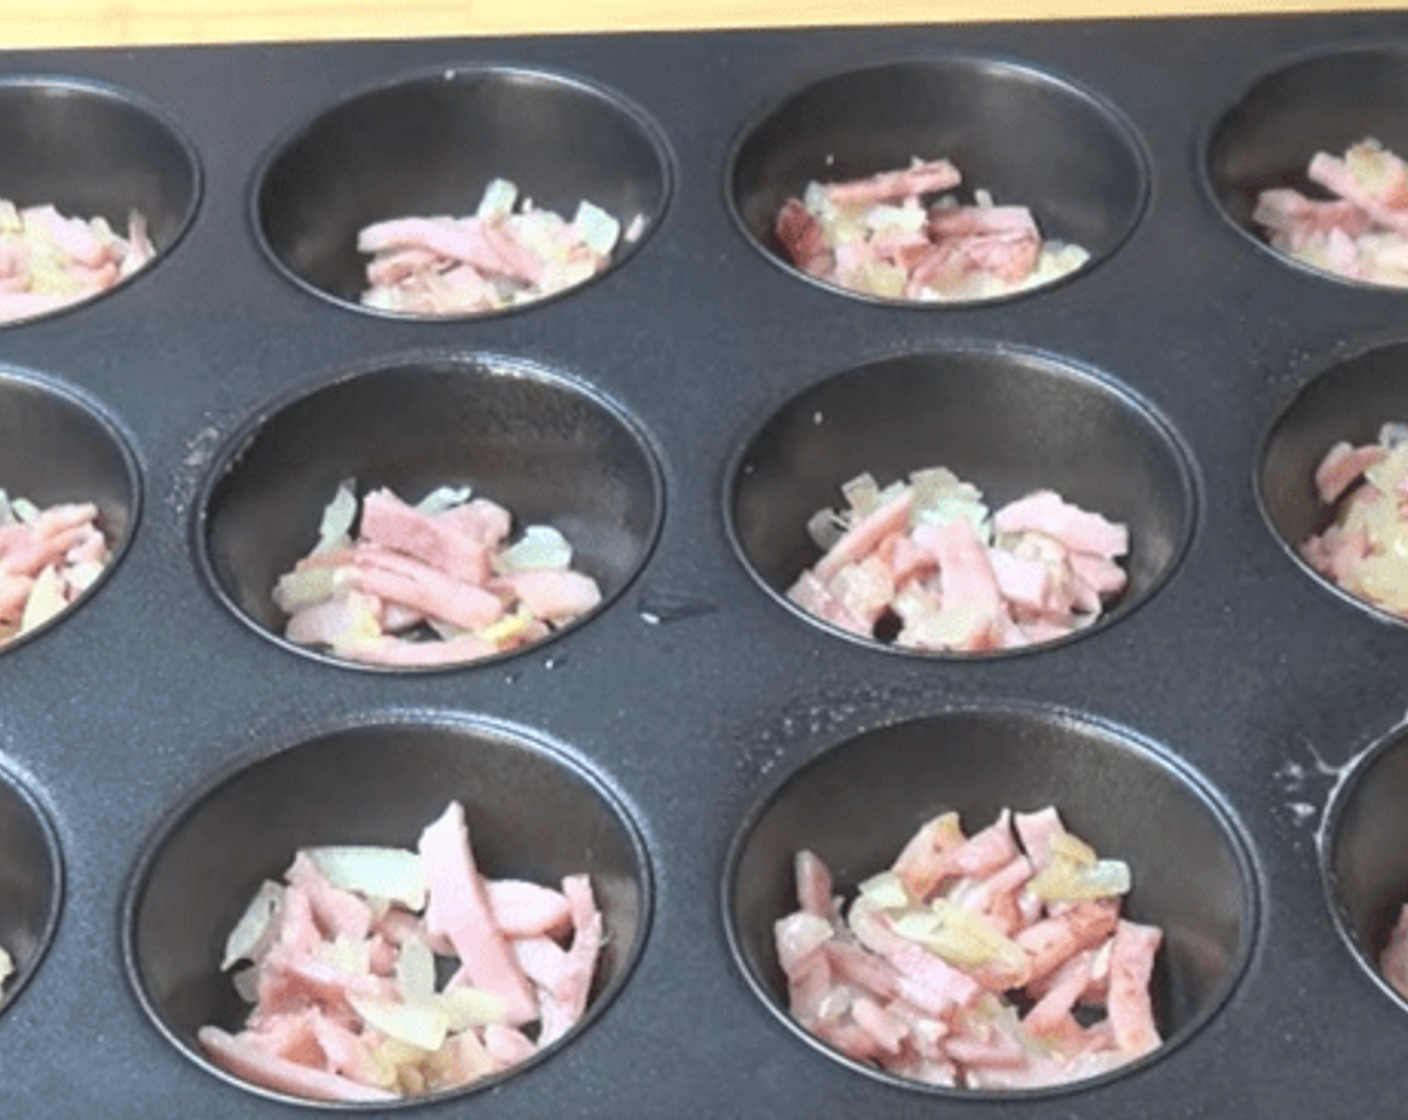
[0,368,139,652]
[1258,337,1408,625]
[0,76,200,324]
[0,762,62,1016]
[255,65,671,318]
[728,347,1193,655]
[198,354,662,670]
[728,58,1147,305]
[1206,45,1408,287]
[125,715,650,1106]
[725,705,1253,1094]
[1325,724,1408,1011]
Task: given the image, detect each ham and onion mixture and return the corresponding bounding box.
[0,200,155,323]
[358,178,644,316]
[775,805,1164,1090]
[1298,423,1408,617]
[788,467,1129,652]
[199,800,604,1103]
[1,490,111,648]
[1253,138,1408,286]
[773,157,1090,302]
[273,480,602,668]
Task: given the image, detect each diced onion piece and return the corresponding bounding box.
[316,934,371,976]
[396,935,437,1003]
[1028,855,1131,902]
[437,986,508,1030]
[350,994,450,1053]
[917,899,1028,976]
[477,178,518,222]
[858,870,912,910]
[272,565,337,612]
[11,497,40,524]
[573,200,621,258]
[220,880,284,970]
[306,846,427,912]
[496,525,573,573]
[1049,831,1098,865]
[0,944,14,988]
[314,479,358,554]
[414,485,473,516]
[841,472,881,517]
[19,565,67,633]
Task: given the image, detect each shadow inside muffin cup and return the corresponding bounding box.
[728,348,1193,655]
[125,716,649,1107]
[0,77,200,323]
[727,58,1147,305]
[0,763,62,1016]
[1258,338,1408,624]
[1325,725,1408,1010]
[198,354,662,670]
[255,66,671,318]
[1206,45,1408,286]
[725,706,1253,1094]
[0,369,139,652]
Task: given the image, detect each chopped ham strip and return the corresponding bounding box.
[774,804,1163,1089]
[787,466,1129,652]
[274,479,601,668]
[0,491,111,648]
[200,800,602,1103]
[772,157,1088,302]
[0,200,155,323]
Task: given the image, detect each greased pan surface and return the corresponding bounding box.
[2,13,1407,1117]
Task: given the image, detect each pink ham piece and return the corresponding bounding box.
[198,1026,398,1103]
[419,801,538,1026]
[359,489,492,581]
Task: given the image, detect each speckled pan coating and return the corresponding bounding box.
[3,14,1408,1118]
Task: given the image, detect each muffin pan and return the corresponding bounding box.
[5,11,1408,1116]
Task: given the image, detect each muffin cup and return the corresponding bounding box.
[124,714,650,1107]
[727,346,1194,655]
[0,367,140,652]
[728,57,1148,306]
[1258,336,1408,624]
[0,762,62,1016]
[1206,44,1408,287]
[197,352,662,671]
[255,65,672,318]
[725,704,1254,1095]
[0,76,200,323]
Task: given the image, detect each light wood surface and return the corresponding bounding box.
[2,0,1403,49]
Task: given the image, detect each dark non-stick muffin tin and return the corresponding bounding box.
[6,11,1408,1116]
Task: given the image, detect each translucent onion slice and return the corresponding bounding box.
[306,846,427,912]
[495,525,572,573]
[350,994,450,1053]
[220,880,284,970]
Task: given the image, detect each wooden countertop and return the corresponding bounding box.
[3,0,1404,50]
